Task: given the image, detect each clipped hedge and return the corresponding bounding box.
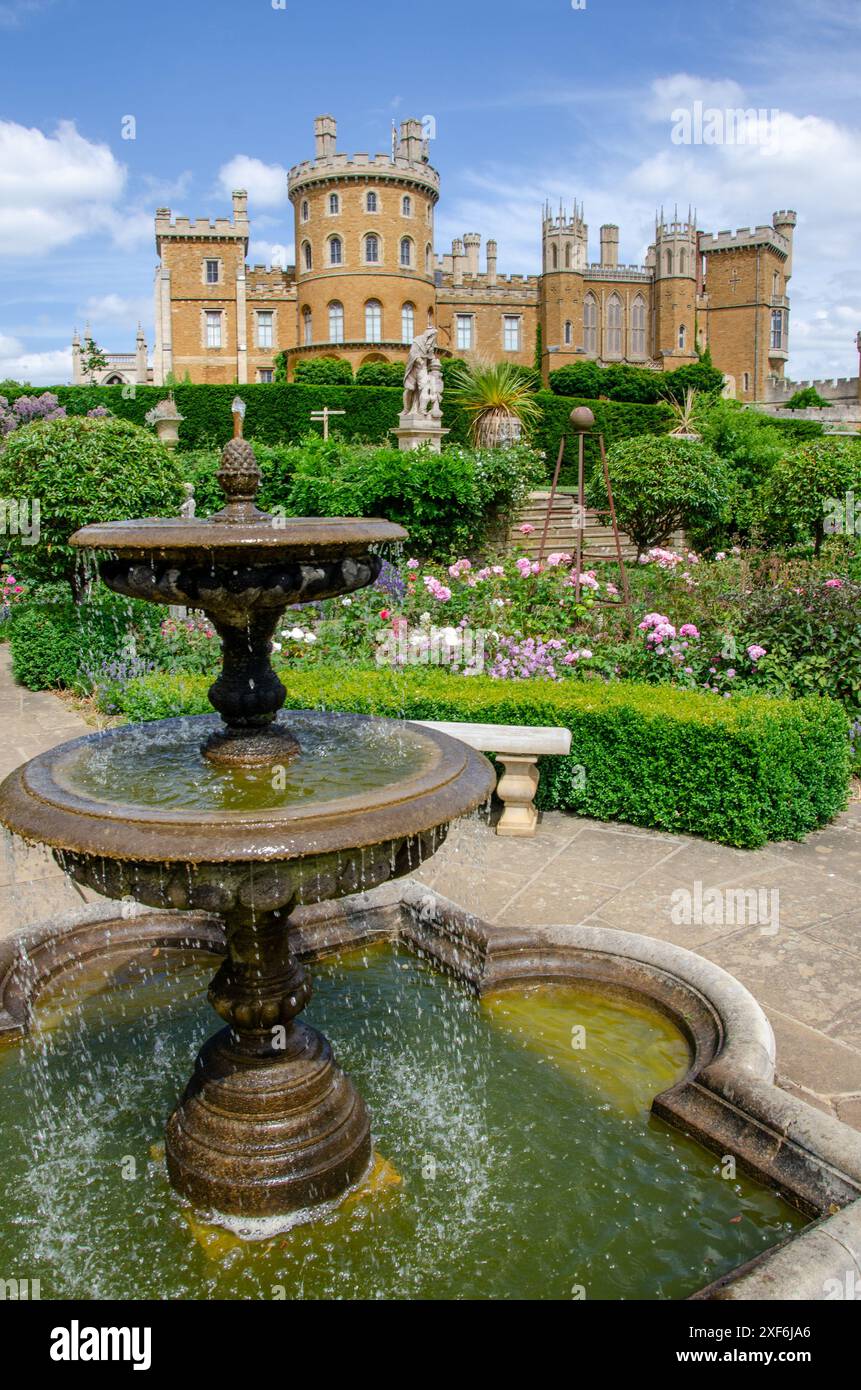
[114,667,850,848]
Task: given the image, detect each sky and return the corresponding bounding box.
[0,0,859,385]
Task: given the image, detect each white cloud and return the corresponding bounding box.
[217,155,289,208]
[0,333,71,385]
[248,239,293,269]
[82,293,150,326]
[0,119,127,256]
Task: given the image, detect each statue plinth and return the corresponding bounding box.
[392,412,449,453]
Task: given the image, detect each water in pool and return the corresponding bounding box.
[0,942,803,1300]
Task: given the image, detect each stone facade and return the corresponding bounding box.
[147,115,803,401]
[71,324,152,386]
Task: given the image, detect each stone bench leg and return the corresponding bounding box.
[495,755,540,837]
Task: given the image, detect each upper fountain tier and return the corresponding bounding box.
[70,435,407,764]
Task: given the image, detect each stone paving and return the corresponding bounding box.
[1,642,859,1129]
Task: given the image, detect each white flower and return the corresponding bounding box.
[303,632,317,643]
[271,642,282,653]
[341,596,353,606]
[289,626,304,641]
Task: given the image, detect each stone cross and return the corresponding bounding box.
[310,407,346,440]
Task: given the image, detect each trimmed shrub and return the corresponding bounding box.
[757,438,861,555]
[549,360,724,403]
[0,416,183,597]
[9,590,161,692]
[292,357,354,385]
[355,362,405,388]
[591,435,731,553]
[114,666,850,848]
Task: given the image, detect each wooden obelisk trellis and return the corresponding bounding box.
[537,406,634,634]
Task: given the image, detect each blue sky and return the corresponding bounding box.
[1,0,859,382]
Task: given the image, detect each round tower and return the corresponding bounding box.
[539,200,588,374]
[287,116,439,376]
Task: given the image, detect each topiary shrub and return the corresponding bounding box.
[292,357,354,385]
[355,361,405,388]
[592,435,731,555]
[756,438,861,555]
[0,416,183,598]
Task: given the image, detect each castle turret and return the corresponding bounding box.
[651,208,698,361]
[463,232,481,277]
[772,209,797,279]
[599,224,619,269]
[542,200,588,273]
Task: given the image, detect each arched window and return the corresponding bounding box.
[551,243,558,270]
[679,247,687,275]
[425,243,433,273]
[365,299,382,342]
[366,191,377,212]
[402,195,412,216]
[743,372,750,393]
[328,301,344,344]
[301,199,309,222]
[563,320,573,346]
[565,242,571,269]
[631,296,646,356]
[664,248,673,275]
[772,271,779,297]
[364,233,380,264]
[329,235,342,266]
[302,240,312,271]
[583,295,598,355]
[401,302,415,342]
[302,307,312,346]
[399,237,412,267]
[329,193,339,215]
[678,323,687,350]
[606,294,623,356]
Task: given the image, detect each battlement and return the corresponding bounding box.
[700,224,790,255]
[584,263,650,281]
[766,375,859,403]
[246,264,295,291]
[155,209,247,242]
[288,150,440,196]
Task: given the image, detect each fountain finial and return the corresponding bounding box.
[215,435,264,523]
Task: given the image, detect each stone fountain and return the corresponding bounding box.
[0,424,494,1221]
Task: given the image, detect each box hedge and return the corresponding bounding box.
[114,666,850,848]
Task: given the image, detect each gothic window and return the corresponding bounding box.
[364,233,380,264]
[399,237,413,268]
[329,235,342,266]
[425,243,432,273]
[328,301,344,343]
[456,314,474,351]
[366,191,378,212]
[205,311,222,349]
[401,302,415,342]
[256,311,273,349]
[679,248,687,275]
[606,294,623,356]
[302,240,312,271]
[205,259,219,285]
[563,320,573,346]
[664,248,673,275]
[302,307,312,346]
[402,195,412,216]
[365,299,382,341]
[551,243,558,270]
[772,271,780,298]
[565,243,571,269]
[631,296,646,356]
[678,323,687,350]
[301,200,309,222]
[583,295,598,354]
[329,193,339,215]
[503,315,521,352]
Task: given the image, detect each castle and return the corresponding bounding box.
[76,114,805,402]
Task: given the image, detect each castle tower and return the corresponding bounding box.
[286,114,440,376]
[540,201,588,371]
[698,210,796,400]
[135,323,148,384]
[650,208,698,363]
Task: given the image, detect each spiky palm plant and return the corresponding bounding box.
[449,358,542,447]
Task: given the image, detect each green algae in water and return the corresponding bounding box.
[0,944,804,1300]
[54,713,434,814]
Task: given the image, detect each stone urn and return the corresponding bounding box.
[146,394,184,450]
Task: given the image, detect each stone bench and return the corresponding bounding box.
[412,721,572,837]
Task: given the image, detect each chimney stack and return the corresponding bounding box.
[600,224,619,269]
[451,238,465,287]
[314,114,337,160]
[463,232,481,277]
[486,239,498,285]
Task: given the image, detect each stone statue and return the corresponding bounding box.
[179,483,196,520]
[402,328,443,420]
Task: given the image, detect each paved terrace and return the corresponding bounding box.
[1,645,859,1130]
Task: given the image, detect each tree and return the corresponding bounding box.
[593,435,731,555]
[79,336,108,384]
[756,438,861,555]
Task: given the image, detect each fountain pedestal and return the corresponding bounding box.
[166,907,371,1216]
